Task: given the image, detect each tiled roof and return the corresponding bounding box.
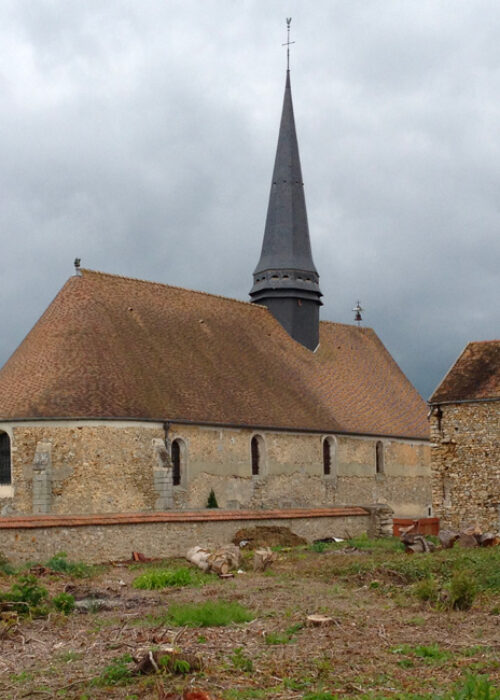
[430,340,500,404]
[0,270,428,438]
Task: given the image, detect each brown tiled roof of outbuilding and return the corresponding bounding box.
[430,340,500,404]
[0,270,428,439]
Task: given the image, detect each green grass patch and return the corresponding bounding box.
[161,599,254,627]
[132,565,210,590]
[45,552,94,578]
[392,643,451,663]
[307,542,500,593]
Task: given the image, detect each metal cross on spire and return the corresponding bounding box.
[282,17,295,71]
[352,301,364,327]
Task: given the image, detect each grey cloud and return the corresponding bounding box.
[0,0,499,401]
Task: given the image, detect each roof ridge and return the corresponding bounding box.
[81,269,267,311]
[320,319,374,332]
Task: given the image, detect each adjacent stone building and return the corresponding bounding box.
[429,340,500,531]
[0,66,431,523]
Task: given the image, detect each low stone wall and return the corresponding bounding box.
[0,507,373,564]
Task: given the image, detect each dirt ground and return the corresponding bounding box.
[0,546,499,699]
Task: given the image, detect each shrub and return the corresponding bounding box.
[0,574,49,616]
[164,600,253,627]
[448,570,477,611]
[0,551,15,576]
[132,566,207,590]
[207,488,219,508]
[52,592,75,615]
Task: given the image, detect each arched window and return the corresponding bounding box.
[323,436,336,476]
[171,439,183,487]
[375,440,384,475]
[0,431,11,485]
[251,435,266,476]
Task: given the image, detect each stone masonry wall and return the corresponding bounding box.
[0,512,370,565]
[170,424,430,517]
[0,420,430,518]
[3,422,164,516]
[430,401,500,531]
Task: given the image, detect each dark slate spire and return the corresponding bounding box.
[250,69,322,351]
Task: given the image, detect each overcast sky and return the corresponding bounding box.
[1,0,499,400]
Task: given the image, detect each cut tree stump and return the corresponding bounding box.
[306,614,333,627]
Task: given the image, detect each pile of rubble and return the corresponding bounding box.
[401,523,500,553]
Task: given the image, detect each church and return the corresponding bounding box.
[0,64,430,529]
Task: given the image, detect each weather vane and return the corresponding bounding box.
[353,300,364,327]
[282,17,295,71]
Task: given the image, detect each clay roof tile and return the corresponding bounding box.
[0,270,428,438]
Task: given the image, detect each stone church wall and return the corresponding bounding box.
[0,420,430,518]
[430,401,500,531]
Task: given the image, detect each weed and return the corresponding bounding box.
[52,592,75,615]
[9,671,34,683]
[346,533,403,553]
[392,643,450,663]
[163,600,254,627]
[448,570,477,611]
[158,654,191,674]
[132,566,208,590]
[91,654,133,687]
[449,674,500,700]
[265,631,291,645]
[413,644,451,661]
[310,541,329,553]
[45,552,93,578]
[223,689,269,699]
[283,677,311,690]
[58,650,82,663]
[230,647,253,672]
[407,615,427,626]
[414,576,439,603]
[265,622,302,645]
[197,635,208,643]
